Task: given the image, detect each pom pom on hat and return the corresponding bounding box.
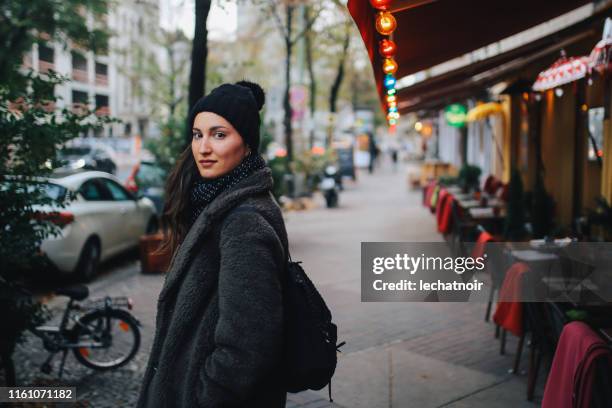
[235,80,265,111]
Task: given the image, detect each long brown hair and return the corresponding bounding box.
[157,146,199,258]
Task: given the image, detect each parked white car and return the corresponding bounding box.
[34,171,158,281]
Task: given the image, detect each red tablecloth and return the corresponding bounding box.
[542,321,612,408]
[438,195,455,234]
[423,181,436,208]
[436,189,450,225]
[471,230,494,259]
[493,262,530,336]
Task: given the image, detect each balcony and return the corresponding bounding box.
[72,69,88,83]
[95,73,108,86]
[39,60,55,74]
[95,105,110,117]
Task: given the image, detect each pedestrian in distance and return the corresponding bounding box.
[390,147,398,172]
[137,81,289,408]
[368,132,378,174]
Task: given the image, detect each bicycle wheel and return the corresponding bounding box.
[72,308,140,370]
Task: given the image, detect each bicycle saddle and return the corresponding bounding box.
[55,285,89,301]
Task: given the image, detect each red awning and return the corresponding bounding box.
[348,0,593,107]
[532,55,590,91]
[589,37,612,74]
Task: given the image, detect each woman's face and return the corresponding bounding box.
[191,112,250,179]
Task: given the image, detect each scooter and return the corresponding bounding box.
[320,165,340,208]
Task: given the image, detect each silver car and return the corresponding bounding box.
[35,171,158,281]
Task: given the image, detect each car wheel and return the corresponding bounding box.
[76,239,100,282]
[145,217,159,235]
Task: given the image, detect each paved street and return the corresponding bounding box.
[13,160,543,407]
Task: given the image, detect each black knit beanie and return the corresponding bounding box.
[188,81,265,153]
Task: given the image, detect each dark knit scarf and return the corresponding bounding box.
[189,153,266,224]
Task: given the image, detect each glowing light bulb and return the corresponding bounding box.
[383,58,398,75]
[379,39,397,58]
[375,11,397,35]
[369,0,392,10]
[384,75,396,89]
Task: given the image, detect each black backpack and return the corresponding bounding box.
[283,257,344,400]
[230,206,344,400]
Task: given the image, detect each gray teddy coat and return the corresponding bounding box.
[137,168,289,408]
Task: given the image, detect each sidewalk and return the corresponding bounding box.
[284,161,541,408]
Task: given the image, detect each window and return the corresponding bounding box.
[23,182,67,201]
[101,179,131,201]
[587,107,604,162]
[38,44,54,63]
[95,94,109,109]
[79,180,106,201]
[72,90,88,105]
[72,52,87,71]
[95,62,108,76]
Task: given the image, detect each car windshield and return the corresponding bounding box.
[59,147,91,157]
[137,163,166,187]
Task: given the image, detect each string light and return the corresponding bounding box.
[369,0,392,10]
[382,58,398,75]
[379,39,397,58]
[370,3,400,129]
[384,75,396,89]
[375,11,397,35]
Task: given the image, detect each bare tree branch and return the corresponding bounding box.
[290,4,323,45]
[268,0,290,40]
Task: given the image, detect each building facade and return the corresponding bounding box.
[24,0,162,139]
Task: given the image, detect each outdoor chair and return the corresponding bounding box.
[472,228,510,323]
[448,200,478,257]
[524,301,567,401]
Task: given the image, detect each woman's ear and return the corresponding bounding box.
[245,146,252,157]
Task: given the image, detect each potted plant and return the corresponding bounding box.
[457,164,482,193]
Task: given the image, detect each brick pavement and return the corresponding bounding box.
[10,161,543,407]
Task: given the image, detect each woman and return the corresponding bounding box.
[137,81,288,408]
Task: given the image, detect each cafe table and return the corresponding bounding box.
[468,207,505,220]
[445,186,463,195]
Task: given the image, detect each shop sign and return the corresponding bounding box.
[445,104,467,128]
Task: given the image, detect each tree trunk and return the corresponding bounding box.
[327,25,351,147]
[283,5,294,164]
[304,7,316,149]
[168,43,177,117]
[186,0,212,144]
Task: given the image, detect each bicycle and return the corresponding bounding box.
[2,278,142,379]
